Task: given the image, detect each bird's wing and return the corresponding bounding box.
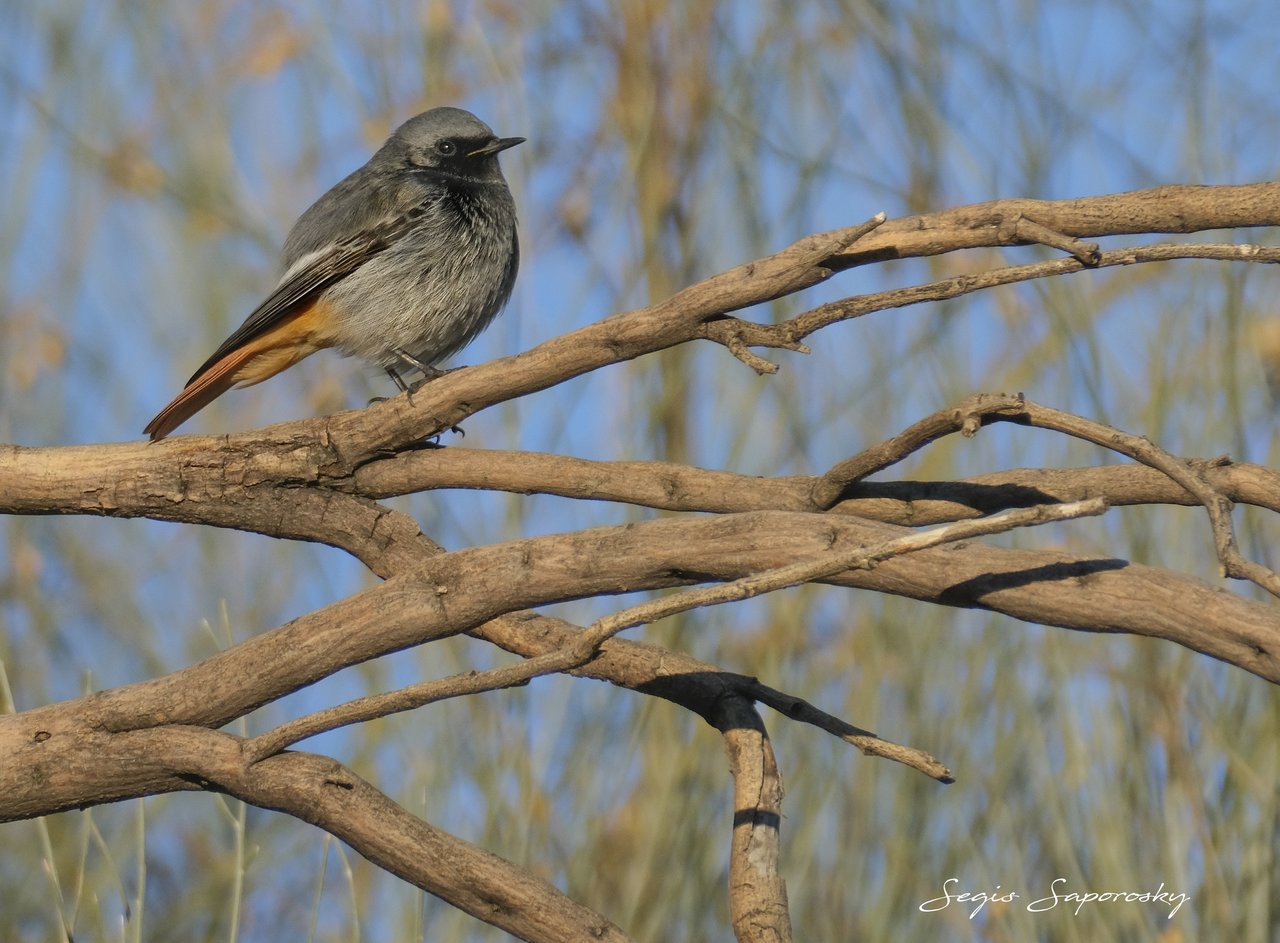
[184,198,431,386]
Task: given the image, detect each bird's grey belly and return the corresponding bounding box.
[322,222,516,368]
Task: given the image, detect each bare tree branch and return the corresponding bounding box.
[826,183,1280,267]
[718,697,792,943]
[339,446,1275,523]
[26,724,632,943]
[744,243,1280,350]
[744,681,954,782]
[809,393,1029,508]
[97,189,1280,461]
[6,185,1280,937]
[5,508,1277,808]
[247,498,1104,762]
[988,400,1280,597]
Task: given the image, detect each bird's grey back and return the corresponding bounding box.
[280,107,509,274]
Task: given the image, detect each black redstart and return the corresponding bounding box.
[144,106,523,440]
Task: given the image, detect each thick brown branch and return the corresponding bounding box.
[7,508,1279,818]
[338,445,1278,525]
[7,399,1276,695]
[8,723,630,943]
[10,416,1276,540]
[826,183,1280,267]
[717,698,791,943]
[0,441,429,574]
[248,499,1102,761]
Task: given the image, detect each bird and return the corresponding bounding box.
[143,106,523,440]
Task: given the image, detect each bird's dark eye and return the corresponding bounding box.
[435,140,457,156]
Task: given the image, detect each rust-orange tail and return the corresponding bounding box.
[143,346,261,440]
[144,310,332,440]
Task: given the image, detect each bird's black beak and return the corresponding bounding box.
[469,136,525,157]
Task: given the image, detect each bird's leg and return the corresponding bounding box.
[391,347,447,389]
[386,366,411,392]
[388,348,465,439]
[368,366,411,405]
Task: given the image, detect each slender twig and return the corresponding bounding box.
[808,393,1029,509]
[807,243,1280,341]
[835,393,1280,596]
[662,213,887,317]
[1007,215,1101,264]
[998,401,1280,598]
[472,616,955,782]
[744,680,954,783]
[607,498,1107,627]
[811,392,1280,596]
[701,242,1280,378]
